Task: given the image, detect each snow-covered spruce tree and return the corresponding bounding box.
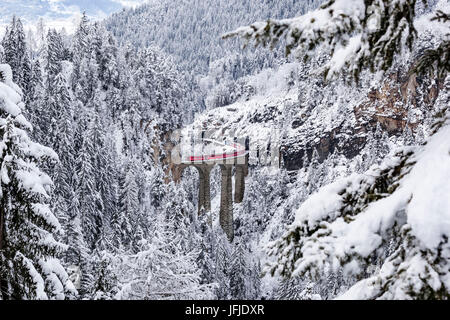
[195,212,217,291]
[26,60,44,129]
[46,73,85,273]
[91,25,119,89]
[133,46,186,129]
[89,92,118,250]
[0,63,76,300]
[75,106,104,250]
[115,211,214,300]
[1,17,33,104]
[71,12,91,89]
[229,241,258,300]
[162,181,196,252]
[214,229,232,300]
[275,277,306,300]
[90,249,119,300]
[44,29,64,86]
[118,159,139,251]
[306,148,324,194]
[225,0,421,81]
[266,75,450,299]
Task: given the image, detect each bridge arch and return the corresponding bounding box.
[175,160,248,242]
[173,138,249,242]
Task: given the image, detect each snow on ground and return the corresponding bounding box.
[404,124,450,249]
[415,0,450,35]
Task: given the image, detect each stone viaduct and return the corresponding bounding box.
[174,151,249,242]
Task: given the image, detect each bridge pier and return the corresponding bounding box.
[234,165,245,204]
[219,164,234,241]
[174,140,249,242]
[193,164,213,214]
[243,154,249,177]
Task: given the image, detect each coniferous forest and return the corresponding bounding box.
[0,0,449,301]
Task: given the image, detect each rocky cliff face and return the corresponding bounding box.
[282,69,441,172]
[356,72,440,134]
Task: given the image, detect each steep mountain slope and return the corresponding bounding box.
[105,0,321,75]
[0,0,146,34]
[0,0,132,23]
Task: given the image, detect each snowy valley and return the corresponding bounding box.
[0,0,449,301]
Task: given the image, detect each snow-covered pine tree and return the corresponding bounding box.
[148,166,166,210]
[402,125,415,146]
[275,277,311,300]
[90,249,118,300]
[162,181,196,251]
[115,211,214,300]
[71,12,91,89]
[214,230,232,300]
[63,212,92,296]
[230,241,251,300]
[90,92,118,250]
[118,159,139,251]
[306,148,323,193]
[415,126,426,145]
[75,106,104,250]
[1,17,32,96]
[0,63,76,300]
[90,23,119,90]
[195,213,216,290]
[0,45,4,64]
[44,30,63,87]
[26,60,44,133]
[373,122,390,162]
[46,72,81,267]
[133,46,186,129]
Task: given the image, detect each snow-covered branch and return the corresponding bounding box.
[224,0,419,81]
